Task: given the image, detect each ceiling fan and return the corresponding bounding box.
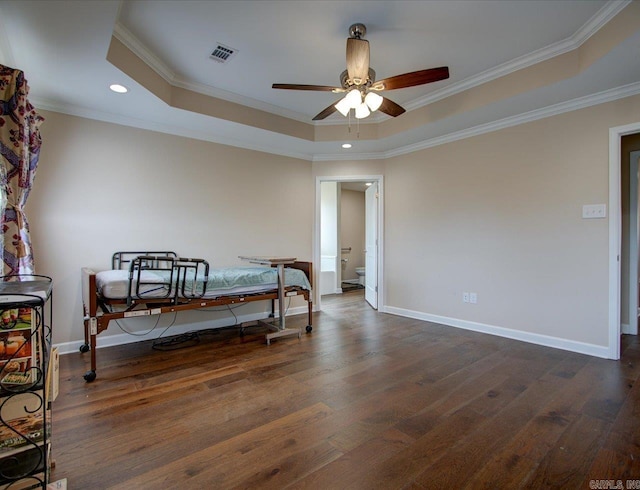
[272,23,450,121]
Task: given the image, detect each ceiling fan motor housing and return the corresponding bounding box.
[340,69,376,90]
[349,23,366,39]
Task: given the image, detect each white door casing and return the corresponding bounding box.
[314,175,384,313]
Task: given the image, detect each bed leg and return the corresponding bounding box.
[306,297,313,333]
[83,317,98,382]
[269,298,275,318]
[81,318,91,353]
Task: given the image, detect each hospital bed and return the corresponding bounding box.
[80,251,313,382]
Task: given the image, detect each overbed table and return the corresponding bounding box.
[238,256,301,344]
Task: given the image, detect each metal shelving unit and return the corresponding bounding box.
[0,275,53,489]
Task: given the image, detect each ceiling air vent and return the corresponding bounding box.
[210,43,237,63]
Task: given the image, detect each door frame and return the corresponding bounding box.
[314,175,384,312]
[610,121,640,359]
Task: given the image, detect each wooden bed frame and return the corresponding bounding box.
[80,253,313,382]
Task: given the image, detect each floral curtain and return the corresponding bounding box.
[0,64,44,276]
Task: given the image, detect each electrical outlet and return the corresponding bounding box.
[582,204,606,219]
[463,292,469,303]
[470,292,477,304]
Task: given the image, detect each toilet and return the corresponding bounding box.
[355,267,365,286]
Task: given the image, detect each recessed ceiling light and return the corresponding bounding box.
[342,143,352,149]
[365,183,372,186]
[109,84,128,94]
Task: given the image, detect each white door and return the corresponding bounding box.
[629,151,640,335]
[365,182,378,308]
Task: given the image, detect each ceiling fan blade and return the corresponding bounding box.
[272,83,343,92]
[378,97,406,117]
[346,38,370,85]
[312,103,339,121]
[372,67,450,91]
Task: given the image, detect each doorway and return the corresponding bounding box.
[610,122,640,360]
[315,175,384,312]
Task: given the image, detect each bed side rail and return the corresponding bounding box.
[126,255,211,304]
[175,258,210,299]
[127,255,178,304]
[113,251,178,270]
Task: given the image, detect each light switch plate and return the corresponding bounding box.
[582,204,606,219]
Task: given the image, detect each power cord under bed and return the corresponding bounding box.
[150,297,291,351]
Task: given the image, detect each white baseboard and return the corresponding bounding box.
[58,301,613,360]
[54,305,309,356]
[622,323,631,334]
[383,305,612,359]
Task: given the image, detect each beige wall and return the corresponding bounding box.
[25,93,640,356]
[311,94,640,354]
[383,95,640,349]
[340,188,365,281]
[386,129,606,344]
[27,111,313,347]
[312,160,385,179]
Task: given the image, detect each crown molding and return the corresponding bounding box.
[312,82,640,162]
[32,97,314,162]
[170,78,311,123]
[312,111,388,126]
[32,81,640,164]
[113,1,630,126]
[312,151,387,162]
[113,22,312,123]
[112,22,176,83]
[380,82,640,160]
[575,0,631,43]
[404,0,631,112]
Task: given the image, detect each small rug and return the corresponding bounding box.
[341,282,364,292]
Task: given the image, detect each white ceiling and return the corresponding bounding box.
[0,0,638,161]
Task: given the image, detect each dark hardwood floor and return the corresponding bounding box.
[51,290,640,488]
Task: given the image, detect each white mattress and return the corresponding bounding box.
[96,270,171,299]
[96,266,310,300]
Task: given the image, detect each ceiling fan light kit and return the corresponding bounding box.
[335,96,352,117]
[272,23,450,121]
[345,88,362,108]
[355,101,370,119]
[364,91,383,111]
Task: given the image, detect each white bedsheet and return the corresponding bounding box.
[96,266,310,300]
